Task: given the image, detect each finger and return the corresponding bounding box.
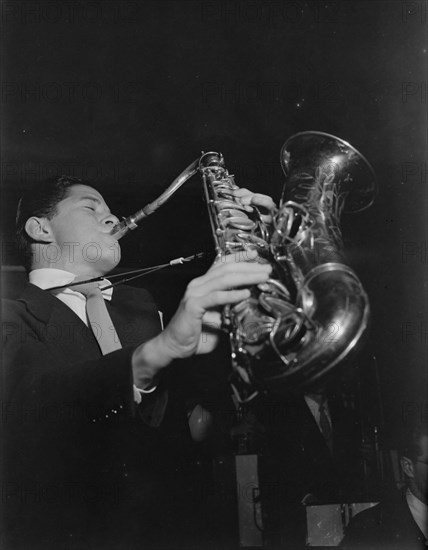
[188,267,272,297]
[204,251,263,280]
[231,188,253,199]
[187,249,268,292]
[212,248,261,267]
[230,188,255,212]
[202,309,222,326]
[248,194,277,212]
[190,257,271,290]
[232,188,274,207]
[231,187,253,198]
[197,288,252,309]
[231,189,277,217]
[186,266,271,297]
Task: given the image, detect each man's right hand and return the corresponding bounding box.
[132,249,271,389]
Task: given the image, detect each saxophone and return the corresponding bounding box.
[111,131,377,401]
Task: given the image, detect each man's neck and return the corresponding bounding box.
[30,264,106,279]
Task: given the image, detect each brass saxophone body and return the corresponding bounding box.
[111,132,377,402]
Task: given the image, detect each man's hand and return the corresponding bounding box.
[231,188,277,224]
[160,249,271,358]
[132,250,271,388]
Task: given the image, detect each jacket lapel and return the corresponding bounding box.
[106,285,162,347]
[19,283,101,360]
[18,283,162,360]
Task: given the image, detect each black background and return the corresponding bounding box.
[1,0,427,444]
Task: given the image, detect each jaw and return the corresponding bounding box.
[30,242,121,278]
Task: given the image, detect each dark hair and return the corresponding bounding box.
[400,422,428,461]
[15,175,89,270]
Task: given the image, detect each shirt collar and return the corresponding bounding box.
[406,488,427,538]
[407,487,428,512]
[29,268,113,301]
[305,394,328,410]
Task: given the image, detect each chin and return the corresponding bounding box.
[101,256,121,276]
[94,245,121,276]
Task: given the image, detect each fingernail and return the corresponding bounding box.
[258,283,269,291]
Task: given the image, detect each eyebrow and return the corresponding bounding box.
[77,196,111,213]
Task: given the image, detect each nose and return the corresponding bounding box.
[102,213,120,228]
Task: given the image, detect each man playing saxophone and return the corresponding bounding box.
[2,175,276,549]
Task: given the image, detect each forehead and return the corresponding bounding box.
[63,184,106,203]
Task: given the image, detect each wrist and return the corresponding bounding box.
[131,333,172,389]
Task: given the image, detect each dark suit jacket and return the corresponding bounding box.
[240,392,365,548]
[255,392,363,506]
[2,283,174,549]
[341,489,426,550]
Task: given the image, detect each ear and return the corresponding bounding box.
[400,456,415,479]
[24,217,54,243]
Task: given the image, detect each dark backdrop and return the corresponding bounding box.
[1,0,427,444]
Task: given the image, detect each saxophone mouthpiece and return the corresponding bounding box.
[110,217,138,240]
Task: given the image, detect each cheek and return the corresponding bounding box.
[107,241,121,264]
[52,216,93,246]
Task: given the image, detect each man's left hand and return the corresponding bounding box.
[231,188,278,225]
[196,188,278,354]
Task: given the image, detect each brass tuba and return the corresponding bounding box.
[111,131,377,401]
